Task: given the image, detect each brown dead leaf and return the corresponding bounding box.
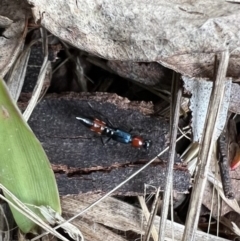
[0,0,31,77]
[28,0,240,78]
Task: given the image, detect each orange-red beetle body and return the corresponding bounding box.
[90,118,106,134]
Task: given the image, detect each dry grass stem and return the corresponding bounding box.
[158,75,182,240]
[143,187,160,241]
[23,28,50,121]
[138,196,159,241]
[6,48,31,101]
[182,49,230,241]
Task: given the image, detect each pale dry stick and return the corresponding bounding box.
[0,203,10,241]
[133,81,170,103]
[52,57,70,74]
[144,186,157,204]
[6,48,31,101]
[7,32,53,102]
[75,56,88,91]
[217,180,220,238]
[141,184,158,238]
[60,41,87,91]
[182,50,230,241]
[158,76,182,241]
[138,196,159,241]
[213,149,221,238]
[6,33,51,101]
[86,56,114,74]
[143,184,157,208]
[32,131,190,241]
[207,175,216,238]
[143,187,161,241]
[182,143,199,163]
[207,171,240,214]
[231,222,240,236]
[170,179,175,241]
[207,148,219,239]
[180,143,194,159]
[178,127,191,140]
[0,185,69,241]
[23,28,49,121]
[169,72,175,128]
[182,126,189,131]
[182,143,200,175]
[157,106,170,117]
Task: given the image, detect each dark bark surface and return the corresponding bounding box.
[26,92,191,195]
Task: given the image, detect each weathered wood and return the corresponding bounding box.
[60,195,231,241]
[25,92,190,195]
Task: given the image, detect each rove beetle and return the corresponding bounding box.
[76,116,152,150]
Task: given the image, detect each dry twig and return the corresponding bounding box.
[183,49,230,241]
[158,74,182,240]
